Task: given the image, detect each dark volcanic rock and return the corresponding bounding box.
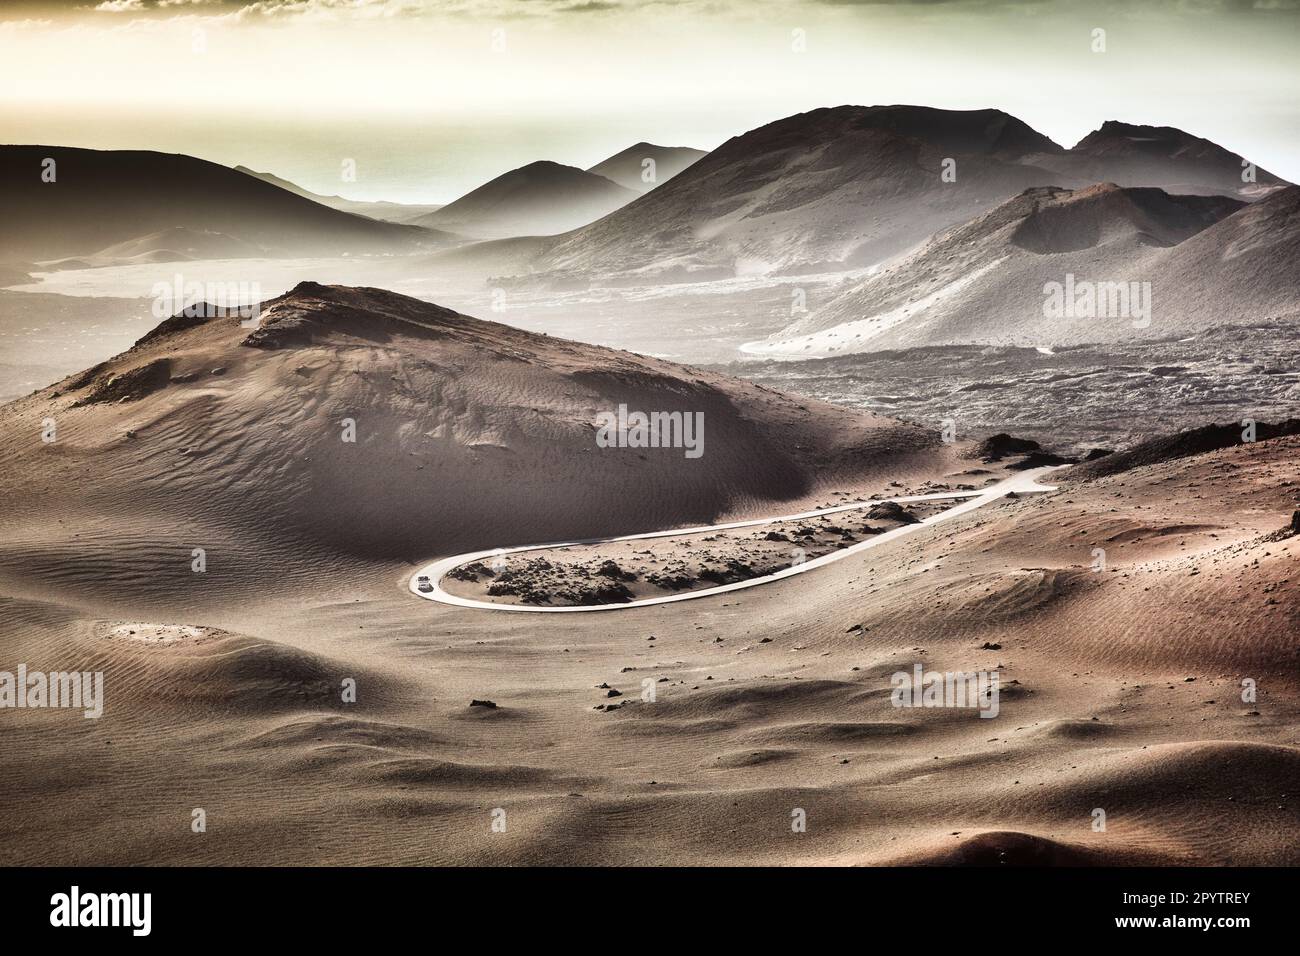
[447,561,495,582]
[80,359,172,405]
[1069,419,1300,479]
[971,433,1041,462]
[596,559,636,581]
[866,501,920,524]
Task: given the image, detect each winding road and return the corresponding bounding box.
[409,466,1063,613]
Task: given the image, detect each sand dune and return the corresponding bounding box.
[0,280,1295,864]
[0,282,943,585]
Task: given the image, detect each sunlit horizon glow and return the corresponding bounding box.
[2,0,1297,204]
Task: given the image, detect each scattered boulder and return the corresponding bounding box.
[866,501,920,524]
[447,561,495,582]
[79,359,172,405]
[596,559,635,581]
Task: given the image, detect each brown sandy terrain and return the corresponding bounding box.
[0,283,1296,866]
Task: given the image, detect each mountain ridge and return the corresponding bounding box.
[586,142,708,192]
[413,160,640,239]
[746,182,1295,356]
[0,145,451,263]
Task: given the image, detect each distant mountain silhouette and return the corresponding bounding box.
[1044,120,1285,198]
[475,106,1287,289]
[234,166,444,224]
[0,146,450,263]
[586,142,707,192]
[412,160,640,239]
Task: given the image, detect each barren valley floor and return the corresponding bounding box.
[2,429,1296,865]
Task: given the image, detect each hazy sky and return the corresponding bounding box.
[2,0,1297,203]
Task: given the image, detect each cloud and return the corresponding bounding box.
[36,0,641,20]
[84,0,227,12]
[32,0,1297,27]
[0,17,56,29]
[555,0,621,11]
